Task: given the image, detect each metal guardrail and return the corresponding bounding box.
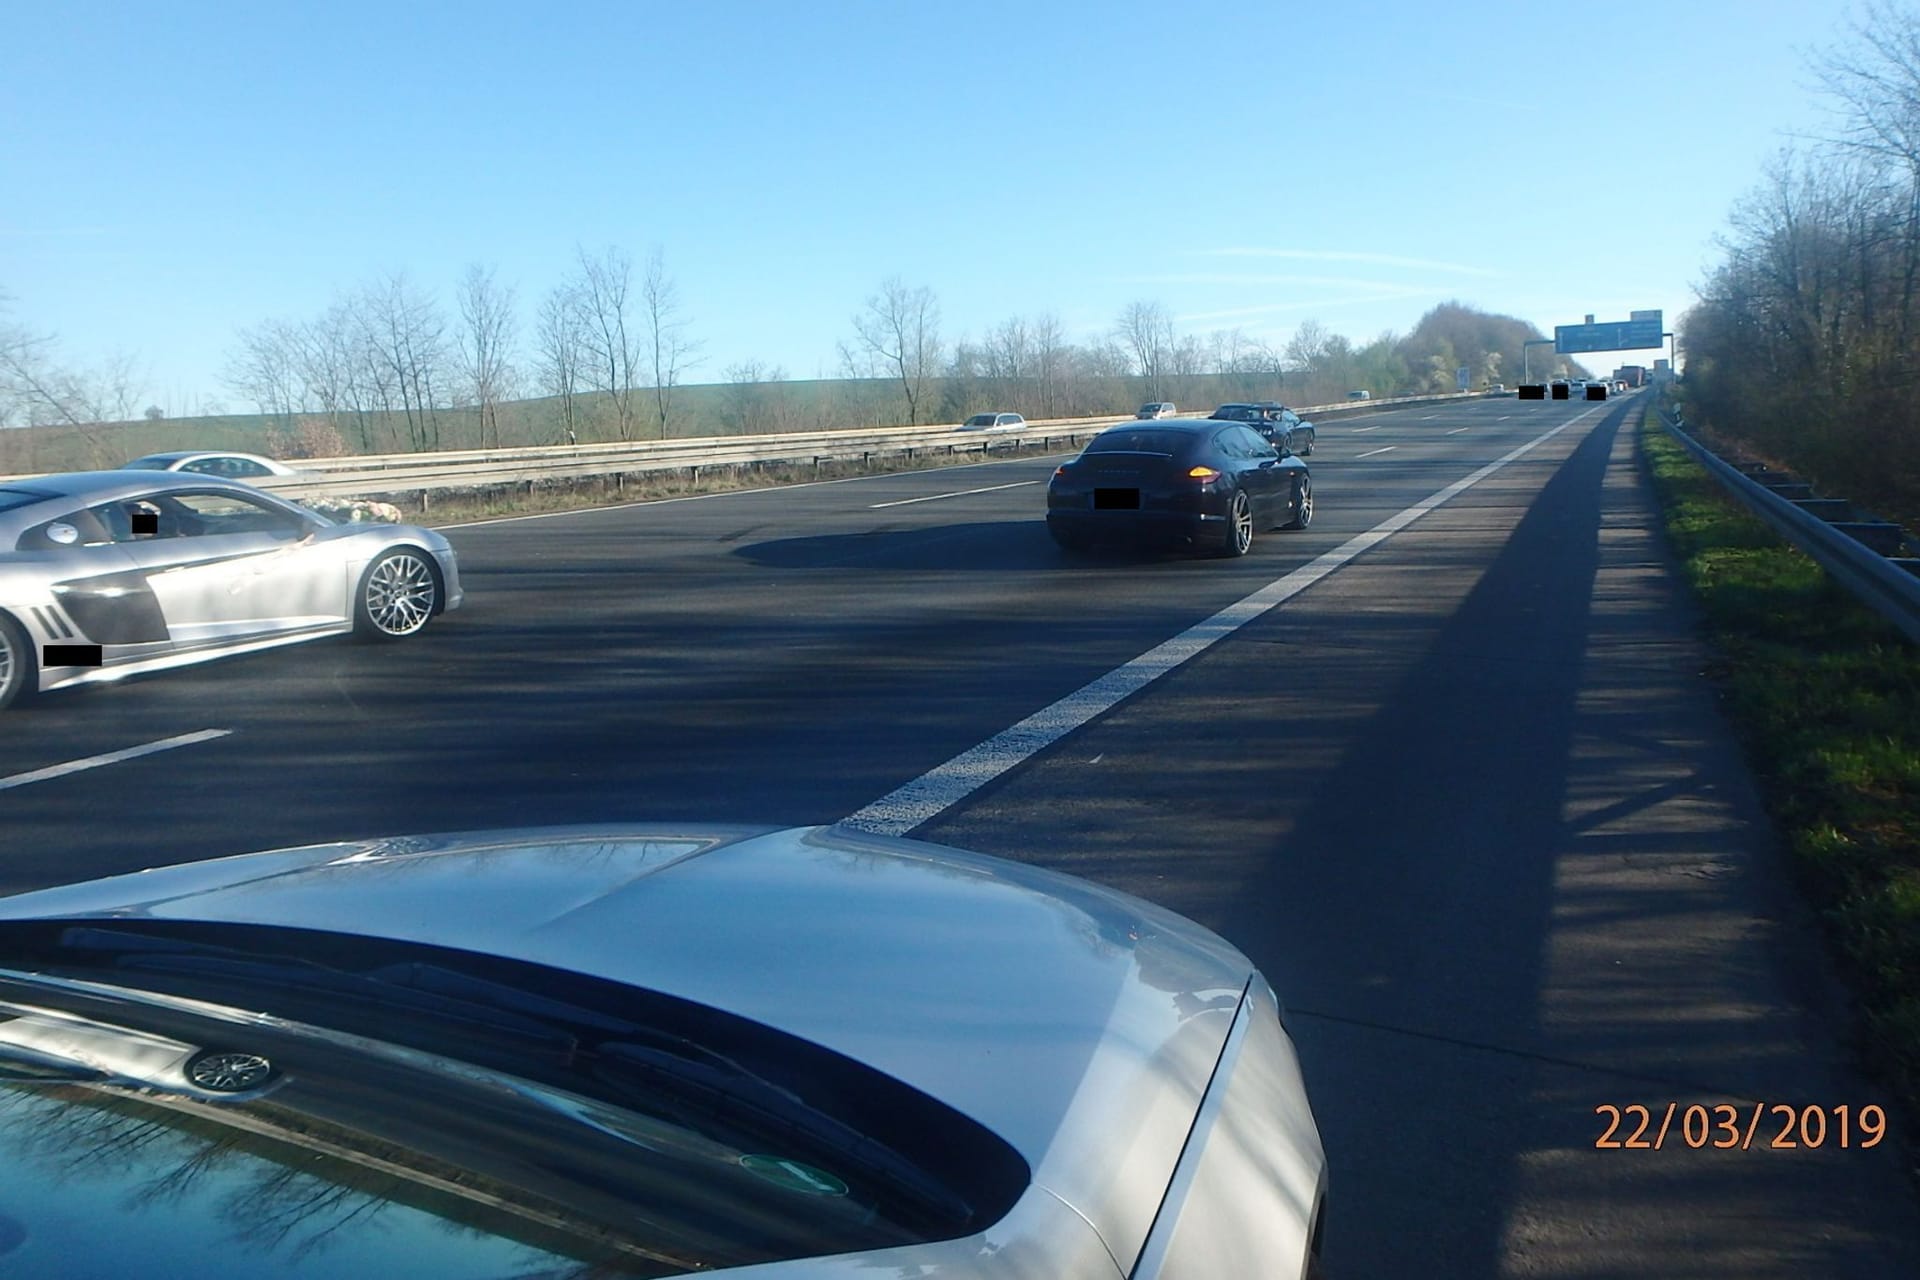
[0,390,1482,499]
[1656,406,1920,646]
[233,391,1479,502]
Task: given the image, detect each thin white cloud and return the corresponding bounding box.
[1176,289,1438,324]
[1119,273,1439,292]
[1190,249,1499,278]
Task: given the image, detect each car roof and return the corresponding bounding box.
[1,469,267,503]
[0,471,303,541]
[1102,417,1236,434]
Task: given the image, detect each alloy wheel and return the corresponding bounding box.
[365,552,437,636]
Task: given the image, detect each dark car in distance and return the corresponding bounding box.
[1206,403,1315,455]
[1047,418,1311,557]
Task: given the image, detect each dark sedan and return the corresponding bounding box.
[1206,403,1316,455]
[1047,418,1311,557]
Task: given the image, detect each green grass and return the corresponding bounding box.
[1640,405,1920,1113]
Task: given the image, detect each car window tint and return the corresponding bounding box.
[1087,429,1185,455]
[163,491,308,538]
[1235,426,1276,457]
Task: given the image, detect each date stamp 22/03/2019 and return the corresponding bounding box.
[1595,1103,1887,1151]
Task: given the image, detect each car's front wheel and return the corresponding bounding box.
[1283,476,1313,530]
[1217,490,1254,557]
[0,613,33,711]
[354,548,440,639]
[185,1049,276,1093]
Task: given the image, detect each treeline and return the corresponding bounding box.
[5,250,1571,468]
[223,287,1570,449]
[1681,3,1920,526]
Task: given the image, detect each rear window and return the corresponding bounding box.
[963,415,994,426]
[1086,429,1188,455]
[119,456,174,470]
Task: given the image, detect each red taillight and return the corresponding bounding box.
[1053,466,1068,478]
[1188,466,1221,481]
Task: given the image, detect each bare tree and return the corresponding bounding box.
[984,315,1033,408]
[1284,319,1333,375]
[852,277,943,425]
[457,263,518,448]
[535,284,589,445]
[359,273,448,452]
[722,359,789,435]
[1031,312,1069,416]
[1114,300,1175,400]
[0,295,145,461]
[223,318,303,426]
[642,248,703,438]
[573,246,642,440]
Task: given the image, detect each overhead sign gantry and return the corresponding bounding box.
[1555,310,1664,353]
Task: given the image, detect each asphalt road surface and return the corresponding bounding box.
[3,393,1917,1275]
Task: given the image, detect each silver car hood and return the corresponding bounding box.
[0,824,1254,1271]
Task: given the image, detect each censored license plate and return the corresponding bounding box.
[1094,488,1141,510]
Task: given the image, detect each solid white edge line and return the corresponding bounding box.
[869,480,1041,509]
[1355,446,1398,459]
[838,409,1597,836]
[0,729,233,792]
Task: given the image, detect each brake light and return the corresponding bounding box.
[1188,466,1221,481]
[1052,466,1068,479]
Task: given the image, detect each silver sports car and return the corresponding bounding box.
[0,470,461,709]
[0,823,1329,1277]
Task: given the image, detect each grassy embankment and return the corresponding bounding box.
[1639,404,1920,1119]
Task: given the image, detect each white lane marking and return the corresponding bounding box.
[1351,425,1382,433]
[1447,427,1470,435]
[1356,446,1398,459]
[869,480,1040,509]
[840,410,1595,836]
[1420,413,1438,420]
[0,729,232,792]
[1497,414,1511,421]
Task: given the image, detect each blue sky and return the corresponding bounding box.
[0,0,1859,414]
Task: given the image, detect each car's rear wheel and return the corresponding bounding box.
[354,548,440,639]
[0,613,34,711]
[1217,490,1254,557]
[1283,477,1313,530]
[185,1049,276,1093]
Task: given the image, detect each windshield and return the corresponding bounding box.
[0,921,1027,1274]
